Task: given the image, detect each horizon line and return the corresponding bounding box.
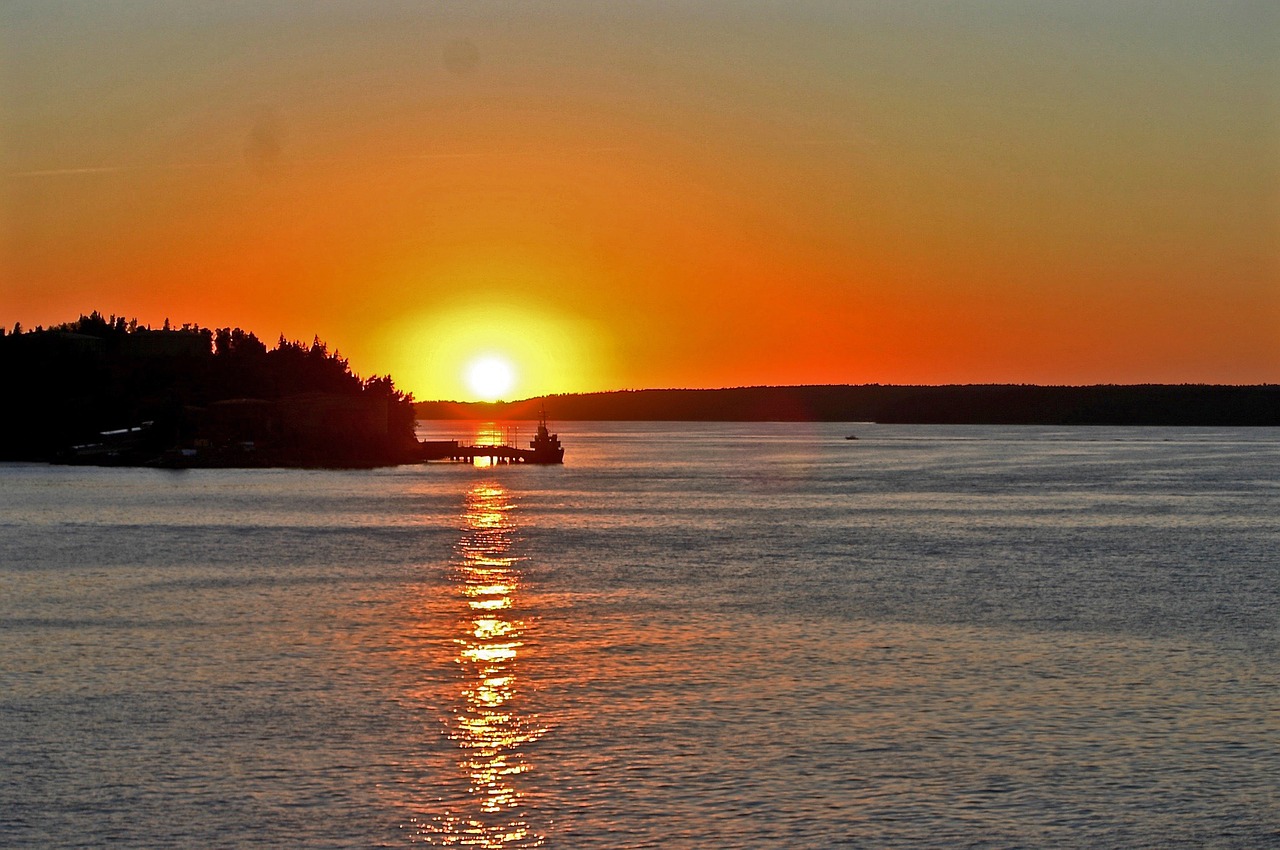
[417,382,1280,405]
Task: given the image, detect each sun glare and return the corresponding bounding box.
[382,284,609,400]
[466,355,516,401]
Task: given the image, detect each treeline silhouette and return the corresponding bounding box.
[418,384,1280,426]
[0,312,418,466]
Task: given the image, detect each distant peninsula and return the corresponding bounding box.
[419,385,1280,426]
[1,313,419,467]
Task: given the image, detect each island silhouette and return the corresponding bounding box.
[0,312,418,467]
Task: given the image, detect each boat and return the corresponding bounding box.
[527,406,565,464]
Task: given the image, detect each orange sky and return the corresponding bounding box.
[3,1,1278,400]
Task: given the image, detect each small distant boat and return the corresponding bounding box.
[845,434,858,440]
[528,406,565,464]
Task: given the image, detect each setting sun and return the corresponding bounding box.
[466,355,516,401]
[379,297,608,400]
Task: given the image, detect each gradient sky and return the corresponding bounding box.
[3,1,1277,400]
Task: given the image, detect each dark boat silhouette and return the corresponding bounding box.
[528,406,565,464]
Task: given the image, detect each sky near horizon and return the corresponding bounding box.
[2,1,1277,400]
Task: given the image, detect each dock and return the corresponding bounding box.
[421,409,565,465]
[420,440,546,464]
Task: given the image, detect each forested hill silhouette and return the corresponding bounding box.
[0,312,418,466]
[418,384,1280,426]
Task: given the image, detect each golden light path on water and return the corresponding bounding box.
[425,482,545,847]
[471,425,521,470]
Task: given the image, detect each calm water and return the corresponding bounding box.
[1,423,1277,848]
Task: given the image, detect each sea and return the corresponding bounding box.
[1,422,1276,849]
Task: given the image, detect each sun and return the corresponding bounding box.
[382,296,610,400]
[465,355,516,401]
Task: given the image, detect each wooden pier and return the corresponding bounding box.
[420,412,564,465]
[419,439,551,464]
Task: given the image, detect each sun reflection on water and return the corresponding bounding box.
[421,483,545,847]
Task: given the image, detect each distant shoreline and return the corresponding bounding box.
[416,385,1280,427]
